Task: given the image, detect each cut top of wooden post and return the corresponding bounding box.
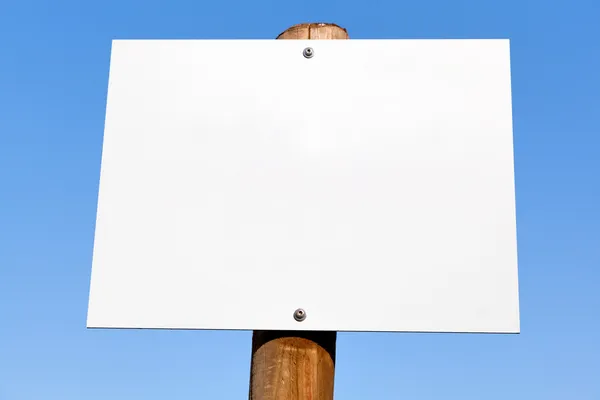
[277,23,349,40]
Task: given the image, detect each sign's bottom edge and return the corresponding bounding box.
[86,325,520,334]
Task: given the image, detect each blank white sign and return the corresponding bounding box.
[88,39,519,333]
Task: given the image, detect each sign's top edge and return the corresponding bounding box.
[110,38,511,42]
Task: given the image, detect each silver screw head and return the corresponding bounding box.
[303,47,314,58]
[293,308,307,322]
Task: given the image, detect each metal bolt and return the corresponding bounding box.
[303,47,314,59]
[293,308,306,322]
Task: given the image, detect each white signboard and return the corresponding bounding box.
[87,39,519,333]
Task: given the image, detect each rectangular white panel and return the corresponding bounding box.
[88,39,519,332]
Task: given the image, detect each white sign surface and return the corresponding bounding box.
[88,39,519,333]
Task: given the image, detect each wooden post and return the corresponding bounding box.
[276,23,349,40]
[248,23,349,400]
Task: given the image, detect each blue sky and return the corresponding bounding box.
[1,0,599,398]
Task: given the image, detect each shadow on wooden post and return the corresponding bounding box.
[248,22,348,400]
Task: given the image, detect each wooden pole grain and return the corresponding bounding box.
[248,23,348,400]
[276,23,349,40]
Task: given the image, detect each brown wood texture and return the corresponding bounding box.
[276,23,349,40]
[249,331,337,400]
[248,23,348,400]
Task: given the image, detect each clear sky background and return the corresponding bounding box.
[1,0,599,399]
